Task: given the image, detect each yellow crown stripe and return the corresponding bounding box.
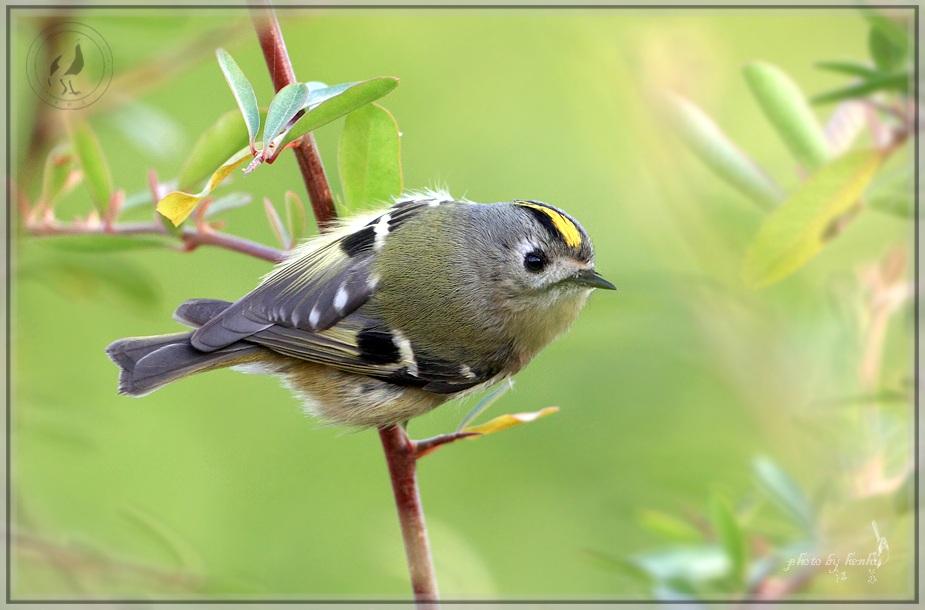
[515,202,583,249]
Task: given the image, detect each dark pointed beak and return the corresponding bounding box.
[571,269,616,290]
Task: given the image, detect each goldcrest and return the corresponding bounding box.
[107,192,615,427]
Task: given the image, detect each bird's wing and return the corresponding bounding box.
[191,198,436,352]
[49,55,62,77]
[191,194,494,393]
[249,315,499,395]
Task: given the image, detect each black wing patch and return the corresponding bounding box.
[246,318,498,395]
[356,327,401,364]
[383,355,495,394]
[341,226,376,256]
[339,199,436,258]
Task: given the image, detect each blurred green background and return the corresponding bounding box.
[9,7,915,600]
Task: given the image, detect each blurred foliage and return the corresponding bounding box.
[592,8,914,602]
[9,7,914,601]
[66,119,113,215]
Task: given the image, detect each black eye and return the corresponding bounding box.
[523,250,548,273]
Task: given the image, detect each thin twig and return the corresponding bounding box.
[414,431,479,459]
[250,6,337,229]
[26,220,286,263]
[379,426,439,604]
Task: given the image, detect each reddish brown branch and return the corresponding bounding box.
[250,7,337,230]
[414,431,479,459]
[25,220,286,263]
[379,426,439,603]
[183,227,285,262]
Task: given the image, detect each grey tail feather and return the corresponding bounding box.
[106,331,257,397]
[173,298,233,328]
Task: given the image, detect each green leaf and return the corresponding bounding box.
[157,146,253,226]
[752,456,815,533]
[815,60,882,79]
[283,77,399,146]
[38,143,79,207]
[262,82,310,150]
[338,103,403,207]
[177,78,398,189]
[284,191,308,243]
[68,120,114,214]
[40,235,171,253]
[204,192,252,219]
[177,108,251,191]
[867,15,909,72]
[307,82,354,105]
[743,62,830,170]
[709,494,747,585]
[865,12,910,45]
[638,509,704,543]
[665,93,781,208]
[216,48,260,150]
[743,150,883,288]
[811,73,909,105]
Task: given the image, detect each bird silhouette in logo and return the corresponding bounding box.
[48,41,84,96]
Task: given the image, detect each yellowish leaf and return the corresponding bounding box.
[462,406,559,437]
[156,192,201,227]
[743,149,883,288]
[205,150,251,191]
[156,147,252,226]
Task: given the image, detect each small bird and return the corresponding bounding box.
[107,193,615,428]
